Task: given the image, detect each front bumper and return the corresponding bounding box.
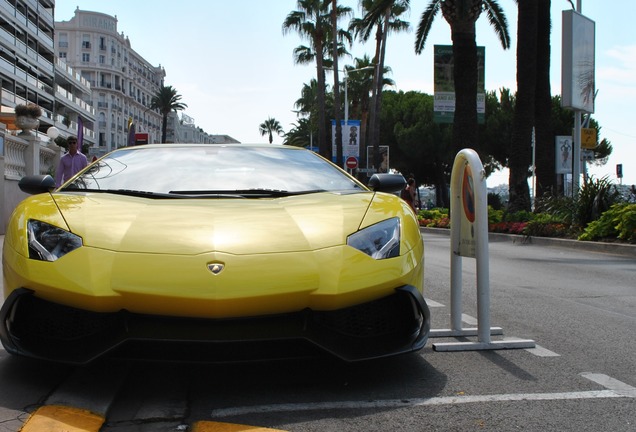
[0,286,430,364]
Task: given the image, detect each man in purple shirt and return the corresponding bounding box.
[55,136,88,187]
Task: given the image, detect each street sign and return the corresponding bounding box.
[581,128,597,149]
[345,156,358,169]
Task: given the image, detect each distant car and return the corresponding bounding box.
[1,144,429,364]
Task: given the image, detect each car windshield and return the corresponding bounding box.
[61,145,366,196]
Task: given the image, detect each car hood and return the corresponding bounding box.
[53,192,376,255]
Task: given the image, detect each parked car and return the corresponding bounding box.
[1,144,429,364]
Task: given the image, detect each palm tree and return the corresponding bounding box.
[283,0,331,158]
[294,79,321,147]
[150,85,187,143]
[352,0,410,170]
[259,117,284,144]
[415,1,510,155]
[534,0,555,197]
[284,117,313,147]
[344,56,393,165]
[508,1,537,212]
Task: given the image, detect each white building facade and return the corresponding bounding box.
[55,8,164,152]
[166,112,239,144]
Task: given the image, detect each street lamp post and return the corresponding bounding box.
[342,66,374,126]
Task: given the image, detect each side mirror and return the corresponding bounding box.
[18,175,56,195]
[367,173,406,194]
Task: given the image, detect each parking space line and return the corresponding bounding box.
[522,344,560,357]
[461,313,478,326]
[502,338,560,357]
[582,373,636,397]
[425,298,444,307]
[209,373,635,418]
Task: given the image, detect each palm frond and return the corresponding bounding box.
[415,1,441,54]
[484,0,511,49]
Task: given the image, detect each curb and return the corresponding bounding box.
[420,227,636,258]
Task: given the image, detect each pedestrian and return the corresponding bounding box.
[401,177,416,211]
[55,136,88,187]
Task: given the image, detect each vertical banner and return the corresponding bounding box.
[434,45,486,124]
[555,136,573,174]
[331,120,361,166]
[77,115,84,148]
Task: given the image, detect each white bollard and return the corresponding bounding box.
[430,149,535,352]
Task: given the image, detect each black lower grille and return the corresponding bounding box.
[312,293,416,338]
[12,294,123,342]
[0,287,429,364]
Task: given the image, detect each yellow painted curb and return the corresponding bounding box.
[20,405,104,432]
[192,421,287,432]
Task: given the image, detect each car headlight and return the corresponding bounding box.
[27,220,83,262]
[347,217,400,259]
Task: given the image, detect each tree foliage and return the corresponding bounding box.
[150,85,187,143]
[259,117,284,144]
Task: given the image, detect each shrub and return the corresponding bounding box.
[15,103,42,118]
[503,210,534,223]
[488,206,504,224]
[523,212,572,238]
[576,176,622,228]
[487,192,504,210]
[579,203,636,243]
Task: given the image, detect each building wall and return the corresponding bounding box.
[166,112,240,144]
[55,9,165,152]
[0,0,94,144]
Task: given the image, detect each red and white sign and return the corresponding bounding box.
[345,156,358,169]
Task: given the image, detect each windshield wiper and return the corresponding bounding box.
[62,188,179,199]
[168,189,326,198]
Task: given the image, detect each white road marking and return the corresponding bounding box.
[425,298,444,307]
[581,373,636,398]
[461,313,478,326]
[522,344,560,357]
[210,373,635,418]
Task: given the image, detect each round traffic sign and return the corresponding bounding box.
[345,156,358,169]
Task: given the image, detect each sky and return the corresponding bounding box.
[54,1,636,187]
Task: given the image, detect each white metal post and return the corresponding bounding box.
[430,149,535,352]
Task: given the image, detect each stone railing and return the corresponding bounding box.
[1,125,61,234]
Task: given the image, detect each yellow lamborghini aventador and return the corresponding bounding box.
[1,144,429,364]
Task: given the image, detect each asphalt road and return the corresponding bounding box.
[0,232,635,431]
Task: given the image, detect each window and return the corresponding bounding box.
[82,53,90,62]
[99,55,105,64]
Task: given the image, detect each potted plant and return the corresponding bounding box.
[14,103,42,135]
